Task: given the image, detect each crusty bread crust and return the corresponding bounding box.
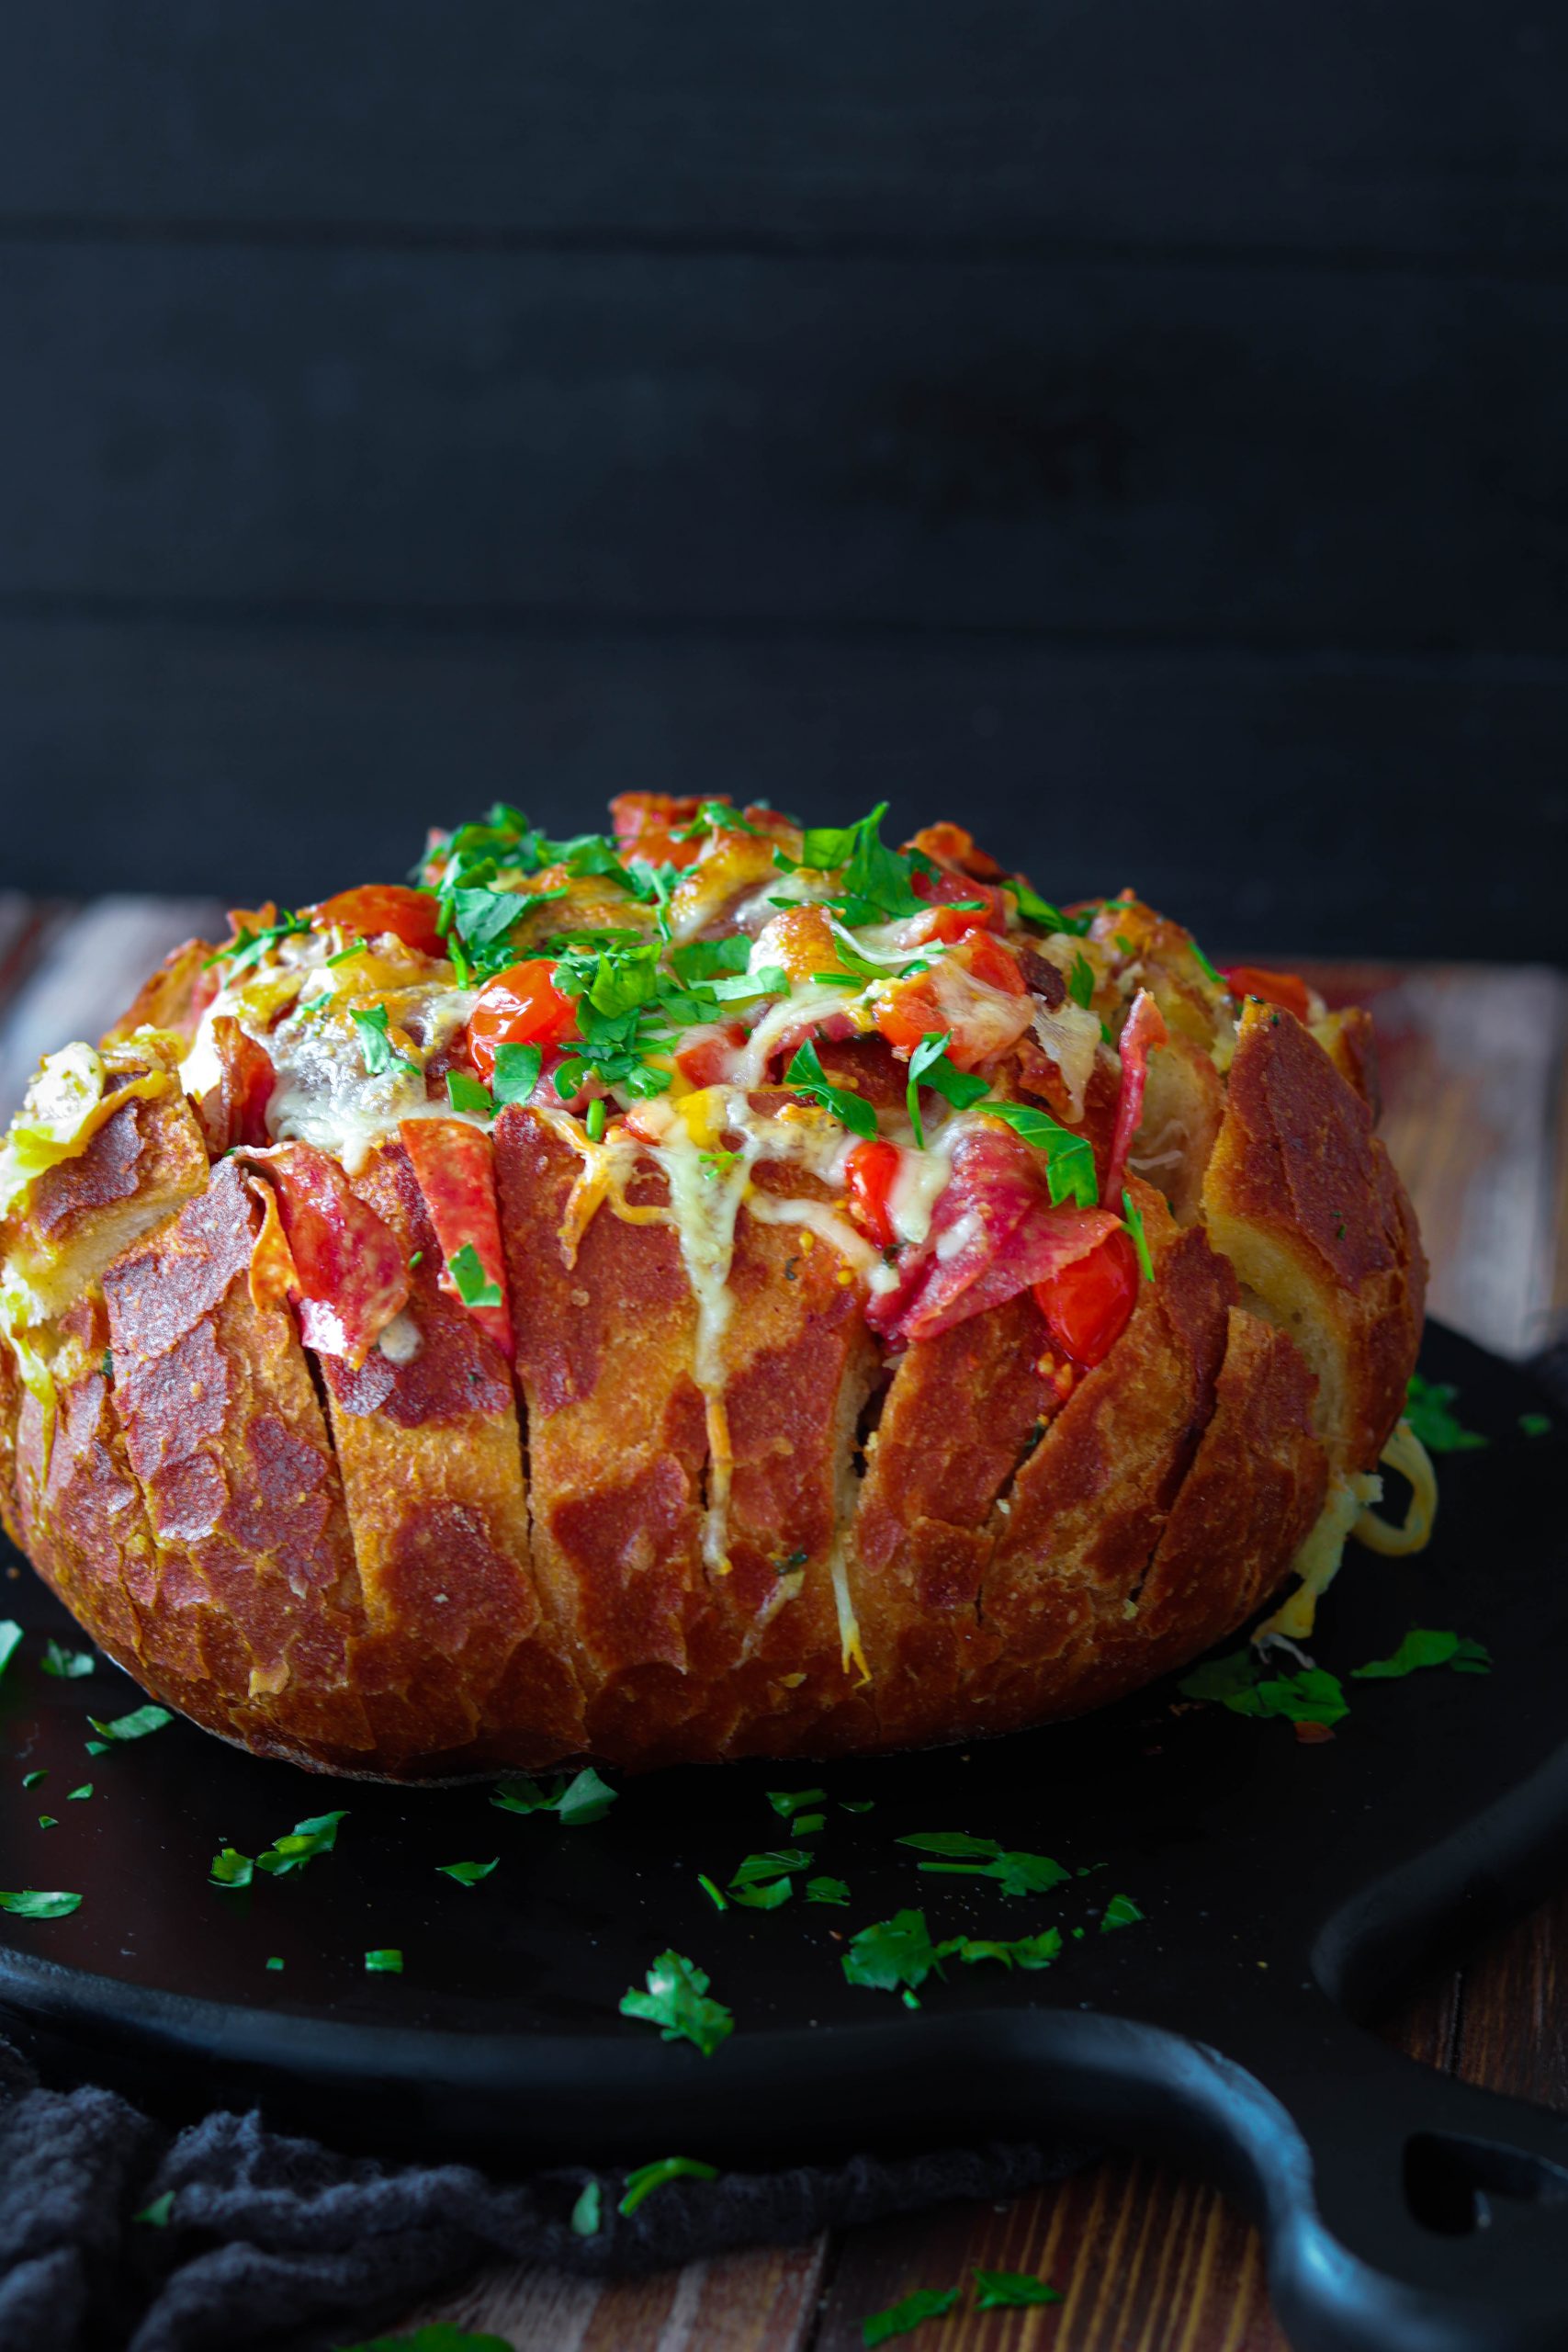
[4,933,1425,1777]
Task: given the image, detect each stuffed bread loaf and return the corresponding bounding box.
[0,797,1427,1777]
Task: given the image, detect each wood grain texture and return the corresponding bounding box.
[4,620,1565,962]
[6,243,1568,655]
[0,3,1561,259]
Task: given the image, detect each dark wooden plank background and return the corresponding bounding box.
[3,6,1564,943]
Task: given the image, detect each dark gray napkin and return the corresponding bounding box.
[0,2034,1086,2352]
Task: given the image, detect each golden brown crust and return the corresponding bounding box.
[0,922,1420,1776]
[1201,1000,1426,1470]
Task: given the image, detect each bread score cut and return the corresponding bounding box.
[0,799,1427,1776]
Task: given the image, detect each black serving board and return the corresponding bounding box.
[1,1323,1567,2352]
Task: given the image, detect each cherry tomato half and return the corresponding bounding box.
[313,885,446,959]
[1223,965,1311,1022]
[465,960,578,1080]
[844,1137,901,1250]
[1033,1227,1141,1370]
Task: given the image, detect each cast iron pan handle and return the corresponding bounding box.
[1225,2003,1568,2352]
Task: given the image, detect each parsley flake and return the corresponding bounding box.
[86,1703,172,1744]
[972,2267,1062,2310]
[66,1783,91,1802]
[1067,951,1096,1010]
[491,1040,543,1105]
[491,1765,617,1825]
[617,2155,719,2216]
[767,1787,827,1818]
[841,1908,949,2005]
[1100,1894,1145,1932]
[446,1069,495,1119]
[0,1890,81,1918]
[1520,1411,1552,1438]
[40,1639,95,1679]
[437,1858,500,1887]
[785,1041,878,1140]
[1351,1629,1492,1680]
[1122,1190,1155,1282]
[904,1032,988,1148]
[982,1101,1098,1207]
[619,1950,734,2056]
[806,1875,851,1905]
[697,1874,728,1911]
[447,1242,502,1310]
[334,2325,513,2352]
[209,1848,254,1889]
[36,1815,56,1830]
[351,1003,418,1080]
[898,1831,1070,1897]
[945,1928,1063,1971]
[135,2191,175,2229]
[862,2286,960,2344]
[255,1810,348,1876]
[570,2180,602,2237]
[1404,1374,1488,1453]
[366,1948,403,1973]
[20,1771,44,1791]
[1179,1650,1348,1726]
[0,1623,21,1682]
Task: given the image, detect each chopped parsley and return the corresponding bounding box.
[335,2326,513,2352]
[972,2268,1062,2310]
[862,2287,960,2343]
[944,1928,1063,1970]
[619,1951,733,2056]
[86,1703,172,1744]
[697,1874,728,1911]
[784,1040,878,1139]
[1351,1629,1492,1679]
[20,1771,44,1791]
[66,1783,91,1802]
[840,1798,875,1814]
[780,803,936,927]
[37,1816,56,1830]
[491,1040,543,1105]
[446,1068,494,1119]
[447,1243,502,1309]
[729,1876,793,1910]
[204,912,311,978]
[255,1810,348,1876]
[491,1765,617,1825]
[0,1890,81,1918]
[1067,951,1096,1010]
[1179,1650,1348,1727]
[905,1032,988,1148]
[265,1957,285,1972]
[1122,1189,1154,1281]
[351,1003,417,1080]
[436,1858,500,1887]
[134,2191,176,2229]
[570,2180,603,2237]
[1404,1374,1488,1453]
[1520,1412,1552,1438]
[841,1908,950,2007]
[1100,1894,1145,1933]
[616,2155,719,2216]
[806,1876,851,1905]
[767,1787,828,1818]
[897,1831,1070,1897]
[586,1096,607,1142]
[40,1640,95,1679]
[365,1949,403,1973]
[0,1623,21,1682]
[792,1812,827,1836]
[209,1848,254,1889]
[983,1101,1098,1208]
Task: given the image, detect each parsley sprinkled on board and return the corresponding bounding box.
[806,1876,851,1906]
[767,1787,827,1818]
[983,1101,1099,1208]
[437,1859,500,1887]
[256,1810,348,1876]
[616,2155,720,2215]
[841,1909,950,2007]
[1100,1894,1145,1933]
[1067,950,1096,1010]
[697,1874,728,1911]
[265,1957,285,1973]
[904,1032,988,1148]
[366,1949,403,1973]
[784,1040,879,1140]
[66,1783,91,1802]
[1351,1629,1492,1679]
[491,1765,617,1825]
[944,1928,1063,1971]
[972,2267,1063,2310]
[336,2324,513,2352]
[0,1890,81,1918]
[1404,1374,1488,1453]
[39,1639,94,1679]
[1009,878,1090,936]
[447,1242,502,1309]
[619,1951,734,2056]
[209,1848,254,1889]
[779,803,936,927]
[86,1702,172,1744]
[134,2191,175,2229]
[0,1623,21,1683]
[862,2286,960,2343]
[20,1771,44,1791]
[570,2180,603,2237]
[1179,1650,1348,1726]
[1520,1411,1553,1437]
[351,1002,418,1080]
[897,1832,1070,1897]
[1190,940,1223,987]
[36,1815,56,1830]
[204,912,311,978]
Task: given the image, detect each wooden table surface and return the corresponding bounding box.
[0,902,1563,2352]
